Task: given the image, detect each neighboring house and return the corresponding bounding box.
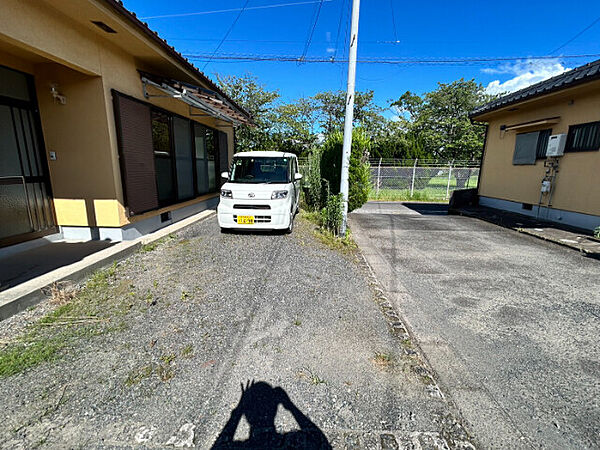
[0,0,250,249]
[470,59,600,232]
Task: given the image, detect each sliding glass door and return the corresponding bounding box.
[0,66,55,246]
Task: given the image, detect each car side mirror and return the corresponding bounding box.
[221,171,229,179]
[294,173,303,181]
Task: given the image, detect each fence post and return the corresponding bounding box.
[410,158,417,197]
[446,160,454,199]
[376,157,382,198]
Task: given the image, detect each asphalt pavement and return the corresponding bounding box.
[350,202,600,449]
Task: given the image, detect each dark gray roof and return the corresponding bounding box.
[471,59,600,118]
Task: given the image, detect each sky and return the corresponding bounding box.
[123,0,600,118]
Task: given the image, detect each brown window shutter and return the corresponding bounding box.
[113,92,158,215]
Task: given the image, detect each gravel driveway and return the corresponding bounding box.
[0,214,473,449]
[350,202,600,449]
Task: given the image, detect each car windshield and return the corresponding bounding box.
[229,157,289,184]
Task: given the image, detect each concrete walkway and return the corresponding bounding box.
[0,240,114,292]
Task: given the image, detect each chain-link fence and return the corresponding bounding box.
[371,160,480,200]
[297,158,480,201]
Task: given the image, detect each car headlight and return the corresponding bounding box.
[221,189,232,198]
[271,190,288,199]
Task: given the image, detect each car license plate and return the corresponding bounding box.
[237,215,254,225]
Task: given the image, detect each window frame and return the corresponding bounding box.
[114,90,224,213]
[150,108,178,206]
[565,121,600,153]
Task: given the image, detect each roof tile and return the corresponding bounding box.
[471,58,600,118]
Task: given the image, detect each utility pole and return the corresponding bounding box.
[339,0,360,236]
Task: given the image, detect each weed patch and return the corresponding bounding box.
[373,351,393,370]
[298,367,326,385]
[0,264,135,378]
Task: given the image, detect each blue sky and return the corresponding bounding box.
[124,0,600,118]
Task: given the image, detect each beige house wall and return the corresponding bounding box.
[0,0,237,229]
[477,82,600,217]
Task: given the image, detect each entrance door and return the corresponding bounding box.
[0,66,55,247]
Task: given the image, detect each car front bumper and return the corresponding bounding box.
[217,198,291,230]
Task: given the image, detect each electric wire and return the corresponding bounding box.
[333,0,347,60]
[201,0,251,70]
[299,0,325,63]
[549,14,600,55]
[140,0,333,20]
[389,0,399,43]
[184,52,600,65]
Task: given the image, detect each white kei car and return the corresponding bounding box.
[217,151,302,233]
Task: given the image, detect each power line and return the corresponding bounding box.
[549,14,600,55]
[140,0,333,20]
[183,52,600,65]
[333,0,347,60]
[389,0,399,43]
[201,0,251,70]
[299,0,325,62]
[164,36,401,44]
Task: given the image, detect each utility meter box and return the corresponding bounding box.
[546,133,567,157]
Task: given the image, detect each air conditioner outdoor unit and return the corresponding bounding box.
[546,133,567,156]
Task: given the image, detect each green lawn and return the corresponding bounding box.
[370,175,478,202]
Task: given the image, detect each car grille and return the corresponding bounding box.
[233,215,271,223]
[233,204,271,210]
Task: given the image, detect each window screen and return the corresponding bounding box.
[173,117,194,200]
[513,131,539,165]
[565,121,600,152]
[152,111,174,204]
[535,129,552,159]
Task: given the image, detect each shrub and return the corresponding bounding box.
[320,129,371,212]
[320,193,343,235]
[304,148,324,211]
[595,226,600,239]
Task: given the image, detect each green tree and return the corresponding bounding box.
[391,78,491,161]
[216,74,280,152]
[272,97,318,155]
[320,129,371,212]
[312,90,386,135]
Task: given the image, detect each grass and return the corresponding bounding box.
[369,189,449,202]
[181,344,194,358]
[300,210,358,254]
[298,367,326,385]
[293,319,302,327]
[0,263,133,378]
[125,364,153,386]
[370,175,478,202]
[373,351,393,370]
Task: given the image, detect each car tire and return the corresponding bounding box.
[220,227,228,234]
[286,212,294,234]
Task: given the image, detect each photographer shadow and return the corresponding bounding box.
[211,381,331,449]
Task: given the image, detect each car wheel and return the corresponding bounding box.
[286,212,294,234]
[220,227,228,234]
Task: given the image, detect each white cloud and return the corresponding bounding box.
[483,59,570,95]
